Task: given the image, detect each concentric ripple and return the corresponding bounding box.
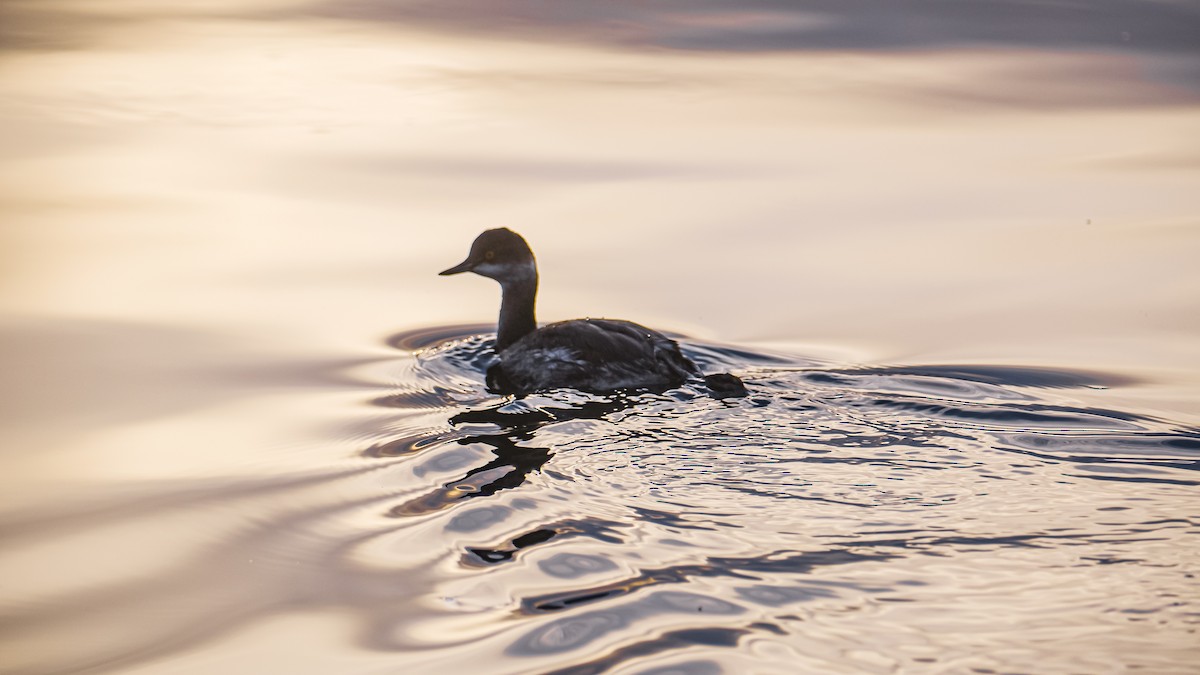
[3,325,1196,675]
[361,325,1200,674]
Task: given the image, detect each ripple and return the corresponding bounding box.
[538,553,620,578]
[510,611,631,655]
[22,325,1193,674]
[385,324,495,351]
[371,327,1200,668]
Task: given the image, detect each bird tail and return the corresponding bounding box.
[703,372,747,399]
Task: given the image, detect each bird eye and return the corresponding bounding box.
[485,251,495,261]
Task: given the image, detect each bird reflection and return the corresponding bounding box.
[387,392,646,517]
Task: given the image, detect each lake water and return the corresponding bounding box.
[2,2,1199,673]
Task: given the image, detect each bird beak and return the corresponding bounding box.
[439,257,475,276]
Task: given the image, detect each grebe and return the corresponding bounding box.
[440,228,746,397]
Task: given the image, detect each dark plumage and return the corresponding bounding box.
[440,228,745,397]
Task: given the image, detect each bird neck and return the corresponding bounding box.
[496,273,538,352]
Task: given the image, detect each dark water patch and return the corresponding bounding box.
[539,627,749,675]
[635,659,723,675]
[463,519,627,567]
[520,549,899,615]
[862,396,1149,431]
[386,437,555,516]
[448,392,647,430]
[1066,473,1200,487]
[508,591,745,657]
[996,430,1200,460]
[838,364,1141,390]
[303,0,1200,59]
[993,433,1200,474]
[734,584,839,606]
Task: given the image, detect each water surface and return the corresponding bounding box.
[2,1,1199,673]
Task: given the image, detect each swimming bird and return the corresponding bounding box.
[440,228,746,397]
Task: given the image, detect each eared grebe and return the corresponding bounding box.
[440,228,746,397]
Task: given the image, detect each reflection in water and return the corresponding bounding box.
[308,0,1200,58]
[386,388,651,516]
[0,324,1198,673]
[2,1,1200,672]
[378,327,1199,672]
[518,548,898,615]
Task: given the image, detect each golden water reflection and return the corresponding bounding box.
[2,2,1199,673]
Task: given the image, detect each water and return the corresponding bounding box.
[373,330,1200,673]
[3,1,1200,673]
[6,329,1198,674]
